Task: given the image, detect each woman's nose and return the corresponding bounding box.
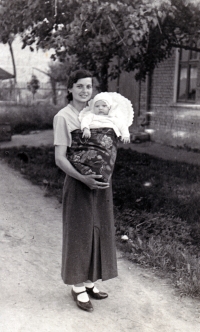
[82,86,87,92]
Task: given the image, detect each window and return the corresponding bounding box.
[177,48,199,102]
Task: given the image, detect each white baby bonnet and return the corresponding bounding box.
[92,92,113,109]
[79,92,134,127]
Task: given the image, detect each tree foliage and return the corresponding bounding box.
[47,57,78,105]
[47,55,78,83]
[1,0,200,90]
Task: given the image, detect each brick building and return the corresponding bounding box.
[139,48,200,149]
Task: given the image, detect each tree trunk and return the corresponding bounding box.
[116,56,120,93]
[51,78,57,105]
[8,40,16,83]
[99,62,109,92]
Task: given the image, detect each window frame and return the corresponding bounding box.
[177,48,199,103]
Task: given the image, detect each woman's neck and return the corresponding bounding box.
[70,100,87,112]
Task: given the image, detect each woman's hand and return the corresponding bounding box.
[81,174,109,190]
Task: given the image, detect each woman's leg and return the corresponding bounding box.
[72,282,94,312]
[73,283,89,302]
[84,280,108,299]
[84,280,99,293]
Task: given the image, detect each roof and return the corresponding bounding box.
[0,67,14,80]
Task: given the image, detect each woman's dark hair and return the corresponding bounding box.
[66,69,93,102]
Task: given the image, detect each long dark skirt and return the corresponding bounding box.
[61,175,118,285]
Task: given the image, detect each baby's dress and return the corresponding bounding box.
[80,112,121,137]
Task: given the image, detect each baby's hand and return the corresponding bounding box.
[82,128,91,138]
[122,137,130,144]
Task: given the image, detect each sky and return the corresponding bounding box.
[0,36,54,83]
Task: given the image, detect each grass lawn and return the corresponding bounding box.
[0,145,200,298]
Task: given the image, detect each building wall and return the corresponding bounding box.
[140,50,200,149]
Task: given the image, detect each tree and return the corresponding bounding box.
[0,0,27,82]
[0,0,80,83]
[1,0,200,90]
[46,55,78,104]
[27,74,40,99]
[47,55,78,87]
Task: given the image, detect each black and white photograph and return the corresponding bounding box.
[0,0,200,331]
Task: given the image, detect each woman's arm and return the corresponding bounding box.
[55,145,109,190]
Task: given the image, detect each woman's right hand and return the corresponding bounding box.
[81,174,109,190]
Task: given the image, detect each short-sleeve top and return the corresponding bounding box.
[53,104,81,147]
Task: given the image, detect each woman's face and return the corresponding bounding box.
[69,77,93,104]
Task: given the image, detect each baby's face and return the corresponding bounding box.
[94,100,110,115]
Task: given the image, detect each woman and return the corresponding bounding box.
[53,70,118,312]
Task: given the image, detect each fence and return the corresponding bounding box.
[0,80,67,106]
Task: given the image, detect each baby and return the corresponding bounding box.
[79,92,131,143]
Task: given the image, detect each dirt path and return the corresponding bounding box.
[0,161,200,332]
